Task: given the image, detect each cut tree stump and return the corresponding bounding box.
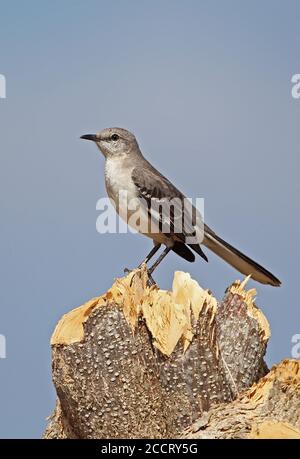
[44,266,300,439]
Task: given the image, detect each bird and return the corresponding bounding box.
[81,127,281,287]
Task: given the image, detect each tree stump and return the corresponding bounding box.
[44,266,300,439]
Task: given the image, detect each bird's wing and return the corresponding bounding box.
[132,166,280,286]
[131,166,204,244]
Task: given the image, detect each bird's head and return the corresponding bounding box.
[80,127,139,158]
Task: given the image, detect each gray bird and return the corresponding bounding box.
[81,127,281,287]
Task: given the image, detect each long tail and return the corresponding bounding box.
[203,228,281,286]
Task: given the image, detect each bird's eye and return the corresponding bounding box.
[111,134,119,141]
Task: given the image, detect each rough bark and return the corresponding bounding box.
[44,266,299,439]
[182,359,300,439]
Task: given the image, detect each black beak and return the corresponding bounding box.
[80,134,98,142]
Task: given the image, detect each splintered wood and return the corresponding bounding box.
[51,267,256,357]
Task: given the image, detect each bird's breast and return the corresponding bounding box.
[104,158,136,219]
[104,157,170,245]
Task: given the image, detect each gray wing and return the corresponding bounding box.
[132,166,280,286]
[131,165,204,245]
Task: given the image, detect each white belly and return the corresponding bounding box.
[105,156,136,212]
[104,157,169,245]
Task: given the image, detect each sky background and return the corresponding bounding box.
[0,0,300,438]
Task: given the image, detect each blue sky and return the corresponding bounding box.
[0,0,300,438]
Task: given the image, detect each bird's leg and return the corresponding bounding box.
[148,246,172,275]
[124,244,161,275]
[138,243,161,267]
[139,244,162,287]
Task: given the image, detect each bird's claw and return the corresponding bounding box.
[147,272,156,287]
[124,266,156,287]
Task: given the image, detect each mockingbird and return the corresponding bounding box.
[81,127,280,287]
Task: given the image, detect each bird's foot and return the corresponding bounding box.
[124,266,156,287]
[147,272,157,287]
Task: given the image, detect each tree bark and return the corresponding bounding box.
[44,266,300,439]
[182,359,300,439]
